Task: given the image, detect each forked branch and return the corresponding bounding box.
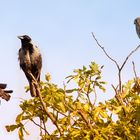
[120,45,140,71]
[91,32,140,92]
[91,32,119,69]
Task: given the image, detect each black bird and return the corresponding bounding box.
[134,17,140,38]
[18,35,42,97]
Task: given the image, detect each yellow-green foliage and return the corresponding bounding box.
[6,62,140,140]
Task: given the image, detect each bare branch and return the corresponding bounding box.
[51,106,68,117]
[91,32,121,91]
[132,61,138,79]
[91,32,119,69]
[86,76,93,106]
[92,32,140,93]
[120,45,140,71]
[42,118,47,136]
[30,118,50,135]
[77,109,93,130]
[40,119,43,136]
[92,88,97,106]
[111,84,118,94]
[27,72,63,135]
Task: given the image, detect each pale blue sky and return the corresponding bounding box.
[0,0,140,139]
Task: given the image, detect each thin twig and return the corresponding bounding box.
[87,93,92,107]
[86,76,93,107]
[111,84,118,94]
[51,106,68,117]
[40,119,43,136]
[30,118,50,135]
[91,32,119,69]
[120,45,140,71]
[118,45,140,92]
[91,32,121,91]
[132,61,138,79]
[91,32,140,93]
[77,109,93,130]
[92,87,97,106]
[43,118,47,137]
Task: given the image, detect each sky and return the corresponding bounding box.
[0,0,140,139]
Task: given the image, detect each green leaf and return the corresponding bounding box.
[58,102,66,112]
[95,76,101,80]
[66,89,78,93]
[83,65,87,71]
[112,106,122,114]
[16,112,24,124]
[25,86,30,92]
[18,127,24,140]
[71,129,80,138]
[45,73,51,81]
[83,103,90,111]
[100,110,108,118]
[5,125,19,132]
[23,127,30,135]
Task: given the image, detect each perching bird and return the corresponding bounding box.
[134,17,140,38]
[18,35,42,97]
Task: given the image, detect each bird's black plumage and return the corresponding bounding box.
[134,17,140,39]
[18,35,42,97]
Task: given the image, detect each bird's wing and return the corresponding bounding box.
[31,53,42,83]
[29,45,42,83]
[18,48,32,83]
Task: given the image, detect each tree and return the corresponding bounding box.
[6,34,140,140]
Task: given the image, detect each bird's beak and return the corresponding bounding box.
[17,36,24,40]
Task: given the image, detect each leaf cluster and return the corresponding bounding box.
[6,62,140,140]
